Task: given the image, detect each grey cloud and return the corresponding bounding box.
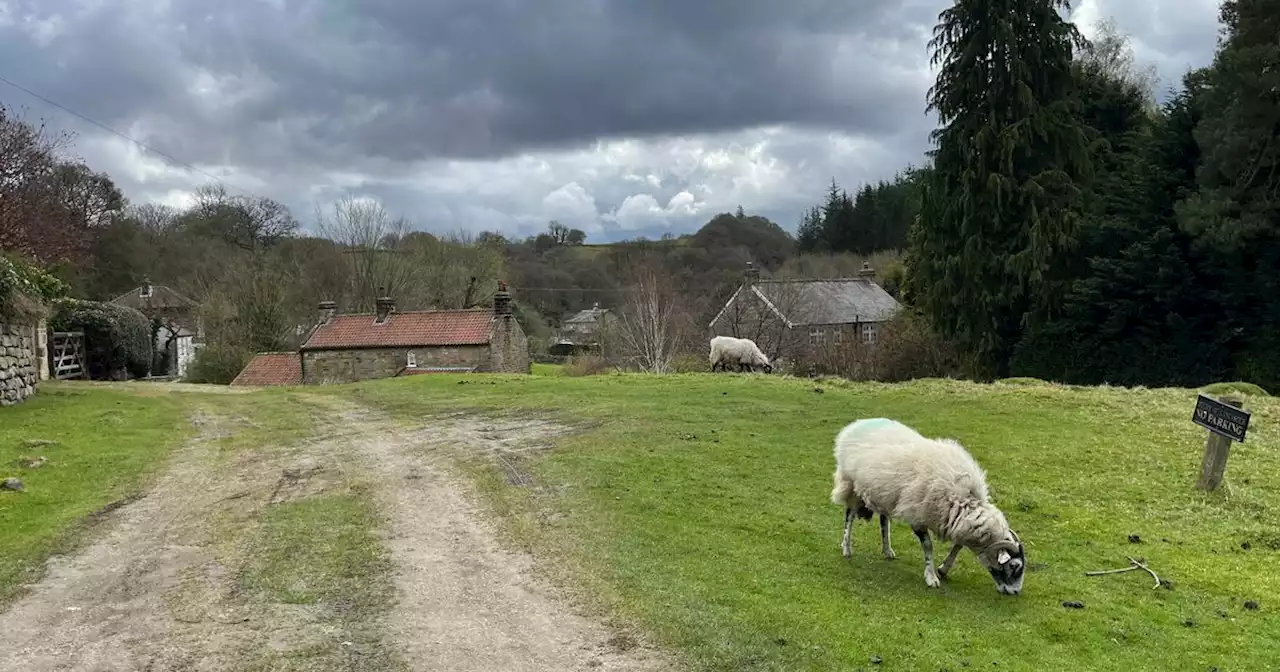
[3,0,935,168]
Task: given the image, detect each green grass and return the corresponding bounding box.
[0,383,194,603]
[1202,381,1271,398]
[239,484,401,670]
[344,372,1280,671]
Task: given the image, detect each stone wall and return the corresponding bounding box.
[488,314,531,374]
[302,345,489,384]
[0,320,39,406]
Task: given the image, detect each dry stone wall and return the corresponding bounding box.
[0,321,39,406]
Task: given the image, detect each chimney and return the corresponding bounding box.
[317,300,337,325]
[374,287,395,324]
[493,280,512,317]
[744,261,760,285]
[592,302,600,311]
[141,276,153,298]
[858,262,876,281]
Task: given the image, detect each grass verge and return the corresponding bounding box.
[0,383,193,604]
[344,372,1280,671]
[239,483,402,671]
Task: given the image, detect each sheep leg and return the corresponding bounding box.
[840,507,854,558]
[879,513,896,560]
[937,543,963,579]
[914,527,941,588]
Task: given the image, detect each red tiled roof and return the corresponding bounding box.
[230,352,302,386]
[301,308,493,350]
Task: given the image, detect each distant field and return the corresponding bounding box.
[346,372,1280,671]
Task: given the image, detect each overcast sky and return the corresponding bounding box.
[0,0,1223,243]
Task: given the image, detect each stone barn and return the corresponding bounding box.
[299,282,530,384]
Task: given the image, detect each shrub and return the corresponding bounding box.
[0,254,68,322]
[870,310,962,382]
[562,354,610,377]
[49,298,153,379]
[184,343,254,385]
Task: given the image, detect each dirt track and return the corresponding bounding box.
[0,392,674,671]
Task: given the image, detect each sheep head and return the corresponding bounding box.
[975,530,1025,596]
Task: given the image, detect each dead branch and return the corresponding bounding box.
[1084,556,1162,589]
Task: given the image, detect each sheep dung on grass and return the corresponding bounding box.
[708,335,773,373]
[829,418,1026,595]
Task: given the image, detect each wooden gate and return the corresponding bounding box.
[50,331,85,380]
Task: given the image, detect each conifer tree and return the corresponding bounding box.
[904,0,1092,378]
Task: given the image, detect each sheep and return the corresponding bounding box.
[829,417,1025,595]
[708,335,773,373]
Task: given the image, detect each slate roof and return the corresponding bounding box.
[111,283,197,312]
[563,305,609,325]
[230,352,302,386]
[300,308,494,350]
[732,278,902,327]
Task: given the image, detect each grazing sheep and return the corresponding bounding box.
[829,418,1025,595]
[708,335,773,373]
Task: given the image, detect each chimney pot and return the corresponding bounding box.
[744,260,761,285]
[858,262,876,281]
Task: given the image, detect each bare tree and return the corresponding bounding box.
[1077,16,1160,109]
[611,259,689,373]
[186,183,299,252]
[315,193,415,311]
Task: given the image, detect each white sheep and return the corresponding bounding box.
[829,418,1026,595]
[708,335,773,373]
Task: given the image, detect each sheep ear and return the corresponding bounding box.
[997,550,1011,565]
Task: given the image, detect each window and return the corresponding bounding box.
[406,351,417,368]
[861,323,877,344]
[833,329,843,344]
[809,328,825,346]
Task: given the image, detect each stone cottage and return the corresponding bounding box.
[708,260,902,364]
[549,303,613,356]
[298,281,530,384]
[110,278,203,376]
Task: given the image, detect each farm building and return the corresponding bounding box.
[110,278,203,377]
[297,282,530,384]
[708,261,902,363]
[230,352,303,387]
[550,303,613,356]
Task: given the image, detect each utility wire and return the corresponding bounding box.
[0,72,259,199]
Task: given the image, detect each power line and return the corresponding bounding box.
[0,72,258,199]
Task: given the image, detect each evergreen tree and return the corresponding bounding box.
[1175,0,1280,389]
[905,0,1093,378]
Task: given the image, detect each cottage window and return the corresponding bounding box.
[861,323,877,344]
[809,328,825,346]
[833,329,843,344]
[406,351,417,368]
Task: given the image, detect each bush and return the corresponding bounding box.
[869,310,962,382]
[49,298,153,380]
[184,343,254,385]
[0,254,68,322]
[562,354,610,377]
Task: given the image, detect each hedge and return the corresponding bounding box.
[49,298,153,380]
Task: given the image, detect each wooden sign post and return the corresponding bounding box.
[1193,394,1251,491]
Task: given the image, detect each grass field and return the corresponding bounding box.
[0,384,195,603]
[346,372,1280,671]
